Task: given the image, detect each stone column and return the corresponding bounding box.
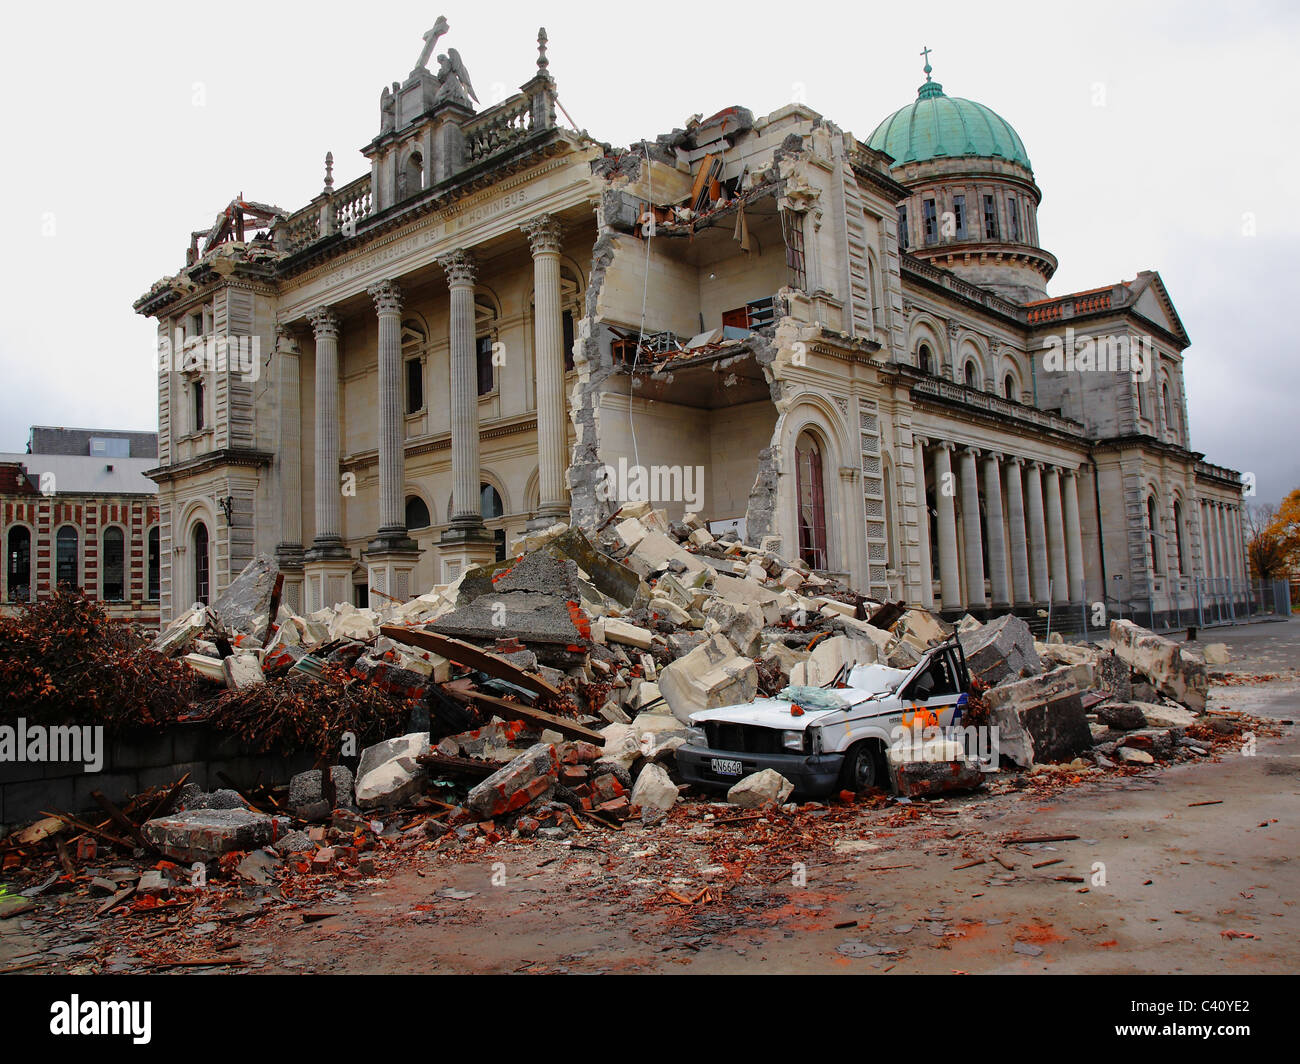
[1024,462,1051,603]
[368,281,409,541]
[1233,506,1247,583]
[982,452,1010,608]
[1062,468,1086,602]
[1199,502,1212,579]
[1216,504,1227,587]
[523,214,568,525]
[273,324,305,610]
[912,435,934,610]
[364,280,420,608]
[1203,502,1215,580]
[302,306,352,611]
[1043,466,1069,603]
[932,443,962,611]
[436,249,496,582]
[1004,457,1031,605]
[959,447,986,608]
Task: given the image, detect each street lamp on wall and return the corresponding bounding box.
[217,495,235,526]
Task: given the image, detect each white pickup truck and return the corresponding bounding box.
[675,637,972,796]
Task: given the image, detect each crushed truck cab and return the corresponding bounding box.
[676,638,972,797]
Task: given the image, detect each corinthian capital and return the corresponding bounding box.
[307,305,340,340]
[368,280,404,316]
[521,213,563,257]
[438,249,477,287]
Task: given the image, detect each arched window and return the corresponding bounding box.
[405,495,431,530]
[1146,496,1162,575]
[795,430,828,570]
[404,152,423,198]
[102,527,125,601]
[1173,500,1186,574]
[192,522,210,605]
[1004,373,1016,400]
[964,361,978,389]
[918,343,932,375]
[147,527,160,600]
[6,525,30,602]
[56,526,78,589]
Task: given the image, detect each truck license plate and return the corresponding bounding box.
[712,758,743,776]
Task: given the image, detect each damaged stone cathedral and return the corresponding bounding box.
[134,22,1248,630]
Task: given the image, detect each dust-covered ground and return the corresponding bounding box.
[3,620,1296,976]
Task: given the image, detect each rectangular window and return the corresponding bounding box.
[983,195,999,239]
[476,335,495,396]
[192,382,205,433]
[563,310,575,372]
[1007,196,1021,241]
[148,528,160,600]
[191,312,204,337]
[953,195,967,239]
[781,211,807,290]
[405,358,423,414]
[922,198,937,245]
[722,298,777,332]
[897,205,910,250]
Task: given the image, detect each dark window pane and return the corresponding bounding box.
[102,527,124,601]
[193,523,210,605]
[148,527,160,600]
[922,198,937,244]
[405,496,431,529]
[406,359,423,414]
[7,526,31,602]
[476,336,494,396]
[983,195,999,239]
[563,310,575,372]
[56,526,78,589]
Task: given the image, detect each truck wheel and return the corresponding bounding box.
[840,741,885,793]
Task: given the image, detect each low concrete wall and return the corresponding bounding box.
[0,722,316,831]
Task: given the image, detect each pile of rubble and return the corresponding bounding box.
[115,503,1247,856]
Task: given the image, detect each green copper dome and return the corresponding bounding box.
[867,73,1032,172]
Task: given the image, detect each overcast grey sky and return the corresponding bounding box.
[1,0,1295,502]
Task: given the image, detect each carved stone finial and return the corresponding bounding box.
[324,151,334,192]
[537,27,549,70]
[438,249,477,287]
